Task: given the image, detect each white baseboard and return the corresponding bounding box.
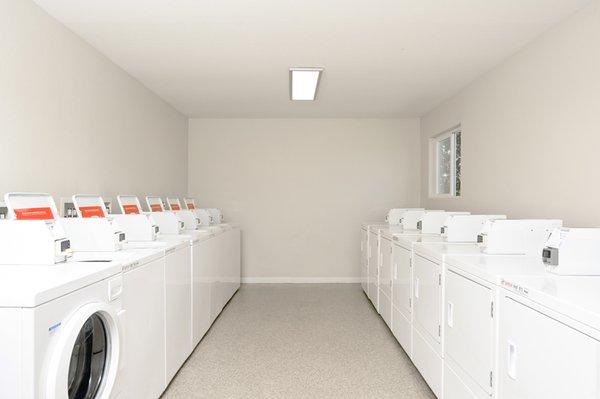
[241,277,361,284]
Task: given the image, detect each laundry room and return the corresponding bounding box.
[1,0,599,398]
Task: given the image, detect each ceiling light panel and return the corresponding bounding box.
[290,68,323,101]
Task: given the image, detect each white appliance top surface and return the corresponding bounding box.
[413,242,482,262]
[392,234,445,248]
[367,223,390,233]
[157,233,204,245]
[123,239,182,251]
[361,222,381,229]
[380,226,406,238]
[72,248,164,265]
[185,229,219,242]
[499,274,600,334]
[0,260,122,308]
[445,254,547,285]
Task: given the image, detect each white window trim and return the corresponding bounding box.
[429,126,461,199]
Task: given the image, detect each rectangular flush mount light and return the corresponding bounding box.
[290,67,323,101]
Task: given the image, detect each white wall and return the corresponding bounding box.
[420,1,600,227]
[189,119,420,281]
[0,0,187,207]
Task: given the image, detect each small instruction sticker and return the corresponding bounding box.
[79,206,105,218]
[501,279,529,296]
[14,207,54,220]
[122,204,140,214]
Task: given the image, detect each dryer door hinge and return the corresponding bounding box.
[490,371,493,387]
[491,301,494,318]
[438,325,441,337]
[438,274,442,285]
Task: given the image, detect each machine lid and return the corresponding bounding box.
[4,192,60,220]
[145,196,165,212]
[72,195,108,218]
[117,195,143,215]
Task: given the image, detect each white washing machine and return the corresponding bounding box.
[68,194,170,398]
[118,195,196,385]
[0,261,124,399]
[72,249,166,399]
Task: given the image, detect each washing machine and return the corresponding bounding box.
[117,195,197,385]
[0,260,124,399]
[33,193,169,398]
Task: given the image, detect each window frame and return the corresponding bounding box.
[429,126,461,198]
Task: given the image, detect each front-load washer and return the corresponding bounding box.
[0,260,124,399]
[73,249,166,399]
[71,194,178,393]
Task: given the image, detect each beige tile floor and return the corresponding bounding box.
[162,284,435,399]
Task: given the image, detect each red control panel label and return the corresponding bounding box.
[79,206,105,218]
[122,204,140,214]
[186,203,195,210]
[170,204,181,211]
[14,207,54,220]
[150,204,162,212]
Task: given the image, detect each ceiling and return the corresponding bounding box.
[33,0,589,118]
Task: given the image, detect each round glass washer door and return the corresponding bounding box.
[45,303,121,399]
[67,313,107,398]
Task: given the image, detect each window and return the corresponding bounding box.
[431,126,461,197]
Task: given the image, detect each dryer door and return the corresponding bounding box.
[45,303,121,399]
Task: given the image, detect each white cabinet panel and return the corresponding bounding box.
[499,295,600,399]
[122,258,166,398]
[444,363,479,399]
[380,237,392,298]
[392,244,412,315]
[413,254,441,345]
[192,241,211,347]
[165,245,192,383]
[379,289,392,328]
[413,328,442,397]
[445,269,493,394]
[392,305,412,357]
[361,229,368,293]
[368,231,379,309]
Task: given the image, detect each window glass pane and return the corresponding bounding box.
[455,131,461,196]
[437,136,452,194]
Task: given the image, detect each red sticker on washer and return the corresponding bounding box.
[122,204,140,214]
[14,207,54,220]
[79,206,105,218]
[150,204,162,212]
[186,203,195,210]
[170,204,181,211]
